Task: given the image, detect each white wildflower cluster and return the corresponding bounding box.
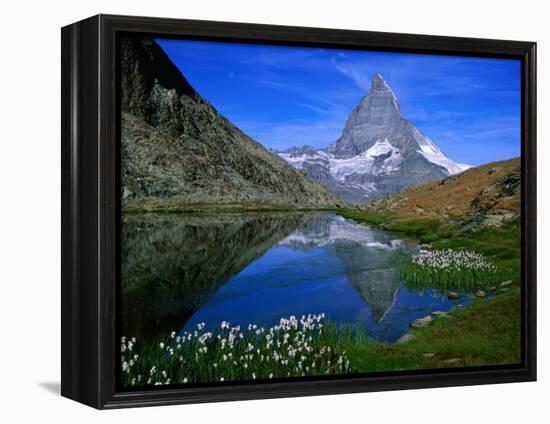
[120,313,352,387]
[405,248,499,287]
[412,249,497,272]
[120,337,142,385]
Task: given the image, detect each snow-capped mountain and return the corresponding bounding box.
[275,74,470,204]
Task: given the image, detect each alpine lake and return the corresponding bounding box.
[121,211,477,344]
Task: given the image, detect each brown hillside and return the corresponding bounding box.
[364,157,520,226]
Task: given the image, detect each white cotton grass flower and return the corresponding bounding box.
[411,249,496,273]
[407,248,499,287]
[120,312,356,388]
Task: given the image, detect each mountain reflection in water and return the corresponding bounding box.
[121,212,465,343]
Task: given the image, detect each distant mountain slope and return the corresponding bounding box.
[275,74,470,205]
[120,36,345,210]
[363,157,520,228]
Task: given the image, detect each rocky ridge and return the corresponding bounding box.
[120,36,345,210]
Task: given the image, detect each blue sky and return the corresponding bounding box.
[157,38,521,166]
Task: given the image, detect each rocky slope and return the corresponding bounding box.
[120,36,345,210]
[276,74,469,205]
[362,157,520,229]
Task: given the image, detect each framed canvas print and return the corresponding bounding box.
[61,14,536,409]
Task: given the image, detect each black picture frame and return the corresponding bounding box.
[61,14,537,409]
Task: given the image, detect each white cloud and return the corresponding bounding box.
[333,61,375,92]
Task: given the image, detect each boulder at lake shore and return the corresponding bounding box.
[396,334,416,344]
[410,315,433,329]
[447,292,461,300]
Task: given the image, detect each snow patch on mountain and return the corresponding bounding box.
[279,139,405,191]
[279,139,466,186]
[411,127,470,174]
[418,149,471,174]
[330,140,402,181]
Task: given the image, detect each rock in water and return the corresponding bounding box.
[475,290,486,298]
[447,292,461,300]
[275,74,470,204]
[410,315,433,328]
[120,35,345,210]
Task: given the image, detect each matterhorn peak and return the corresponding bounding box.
[367,73,400,112]
[371,73,392,92]
[277,71,469,205]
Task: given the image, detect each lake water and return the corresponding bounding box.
[121,212,470,343]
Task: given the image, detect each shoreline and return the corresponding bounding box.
[121,204,344,215]
[120,286,521,389]
[121,205,521,376]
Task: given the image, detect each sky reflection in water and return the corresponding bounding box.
[182,213,469,343]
